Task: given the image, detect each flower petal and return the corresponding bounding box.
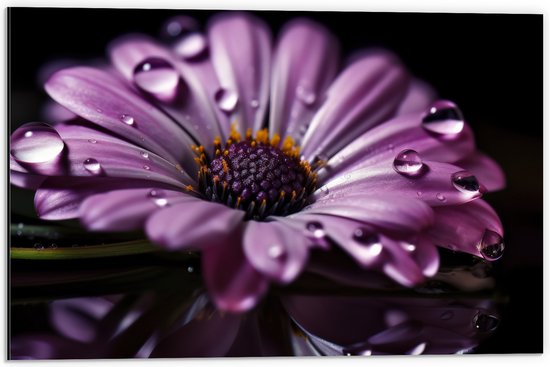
[10,170,46,189]
[208,13,272,133]
[301,51,410,160]
[396,79,437,115]
[303,194,434,233]
[243,221,309,284]
[45,66,196,169]
[456,152,506,192]
[269,19,339,141]
[315,160,483,207]
[318,112,475,183]
[428,200,504,257]
[202,228,270,312]
[145,199,245,251]
[80,188,193,231]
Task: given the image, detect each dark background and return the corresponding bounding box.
[8,8,543,353]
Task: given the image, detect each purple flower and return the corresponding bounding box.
[10,12,505,312]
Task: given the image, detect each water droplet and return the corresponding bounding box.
[162,15,198,38]
[88,138,97,144]
[214,88,239,113]
[134,58,180,102]
[451,170,482,194]
[440,310,454,320]
[393,149,423,176]
[353,227,379,245]
[436,193,446,202]
[148,189,168,207]
[319,185,329,196]
[34,243,44,251]
[187,266,194,273]
[306,221,325,239]
[140,151,149,159]
[174,33,208,60]
[422,100,465,135]
[478,229,504,261]
[96,108,103,113]
[250,99,259,109]
[143,165,151,171]
[473,312,499,332]
[407,342,427,355]
[267,244,286,260]
[401,243,416,252]
[296,85,316,106]
[83,158,101,174]
[120,114,135,126]
[10,122,65,163]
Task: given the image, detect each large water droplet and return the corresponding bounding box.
[134,58,180,102]
[451,170,482,194]
[473,312,499,332]
[174,33,208,60]
[296,84,316,106]
[478,229,504,261]
[393,149,423,176]
[83,158,101,174]
[267,244,286,260]
[214,88,239,113]
[306,221,325,239]
[422,100,465,135]
[10,122,65,163]
[120,114,135,126]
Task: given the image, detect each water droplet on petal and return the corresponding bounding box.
[478,229,504,261]
[422,100,465,135]
[120,114,135,126]
[440,310,454,320]
[319,185,329,196]
[473,312,499,332]
[451,170,482,194]
[306,221,325,239]
[140,151,149,159]
[296,84,316,106]
[10,123,65,163]
[393,149,423,176]
[143,165,151,171]
[88,138,97,144]
[407,342,427,355]
[83,158,101,174]
[250,99,259,109]
[214,88,239,113]
[401,243,416,252]
[174,32,208,60]
[268,244,286,260]
[148,189,168,207]
[134,58,180,102]
[353,228,383,256]
[436,193,446,202]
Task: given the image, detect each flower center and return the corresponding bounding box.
[193,125,317,220]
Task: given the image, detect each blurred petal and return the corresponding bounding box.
[208,13,272,133]
[269,19,339,140]
[301,51,410,160]
[145,198,245,251]
[10,170,46,189]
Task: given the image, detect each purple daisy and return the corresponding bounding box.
[10,12,505,312]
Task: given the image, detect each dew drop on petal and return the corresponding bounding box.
[436,193,446,202]
[140,151,149,159]
[478,229,504,261]
[393,149,423,176]
[88,139,97,144]
[401,243,416,252]
[174,32,208,60]
[134,58,180,101]
[250,99,260,109]
[306,221,325,239]
[214,88,239,113]
[296,84,316,106]
[83,158,101,174]
[451,170,481,194]
[10,122,65,163]
[267,244,286,260]
[143,165,151,171]
[120,114,135,126]
[422,100,465,135]
[473,312,500,332]
[353,228,383,256]
[148,189,168,207]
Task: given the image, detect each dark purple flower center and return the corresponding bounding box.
[195,128,316,220]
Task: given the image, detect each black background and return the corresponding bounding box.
[8,8,543,353]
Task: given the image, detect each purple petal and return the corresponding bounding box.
[150,306,241,357]
[269,19,339,141]
[80,188,193,231]
[319,112,475,183]
[34,177,176,220]
[428,200,504,257]
[10,170,46,189]
[301,51,410,160]
[456,152,506,192]
[145,199,245,251]
[396,79,437,115]
[208,13,272,133]
[45,66,196,170]
[202,228,270,312]
[243,220,309,284]
[108,35,226,149]
[303,194,434,233]
[316,160,484,207]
